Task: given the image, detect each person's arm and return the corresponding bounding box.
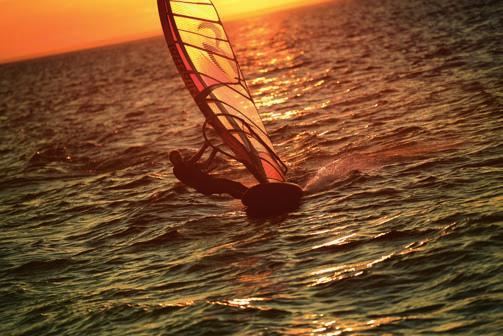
[199,148,217,172]
[189,142,209,164]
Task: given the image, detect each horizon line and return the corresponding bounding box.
[0,0,333,65]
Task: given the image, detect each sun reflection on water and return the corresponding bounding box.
[307,224,451,289]
[210,297,273,311]
[309,249,399,287]
[285,313,404,335]
[311,233,356,250]
[233,15,335,124]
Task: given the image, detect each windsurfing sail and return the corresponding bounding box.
[157,0,287,184]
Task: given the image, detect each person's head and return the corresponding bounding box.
[169,150,183,166]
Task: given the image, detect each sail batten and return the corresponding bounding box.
[158,0,287,183]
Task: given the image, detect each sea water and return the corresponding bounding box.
[0,0,501,334]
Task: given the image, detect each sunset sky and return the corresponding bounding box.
[0,0,330,63]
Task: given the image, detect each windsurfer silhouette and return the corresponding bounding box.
[169,144,248,200]
[158,0,304,215]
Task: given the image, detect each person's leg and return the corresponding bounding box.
[212,178,248,199]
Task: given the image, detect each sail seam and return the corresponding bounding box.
[205,112,288,174]
[182,42,236,62]
[172,13,220,24]
[206,98,269,139]
[178,28,229,42]
[171,0,212,5]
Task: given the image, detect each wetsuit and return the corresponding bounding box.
[170,151,248,199]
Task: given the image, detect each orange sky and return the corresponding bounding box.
[0,0,329,63]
